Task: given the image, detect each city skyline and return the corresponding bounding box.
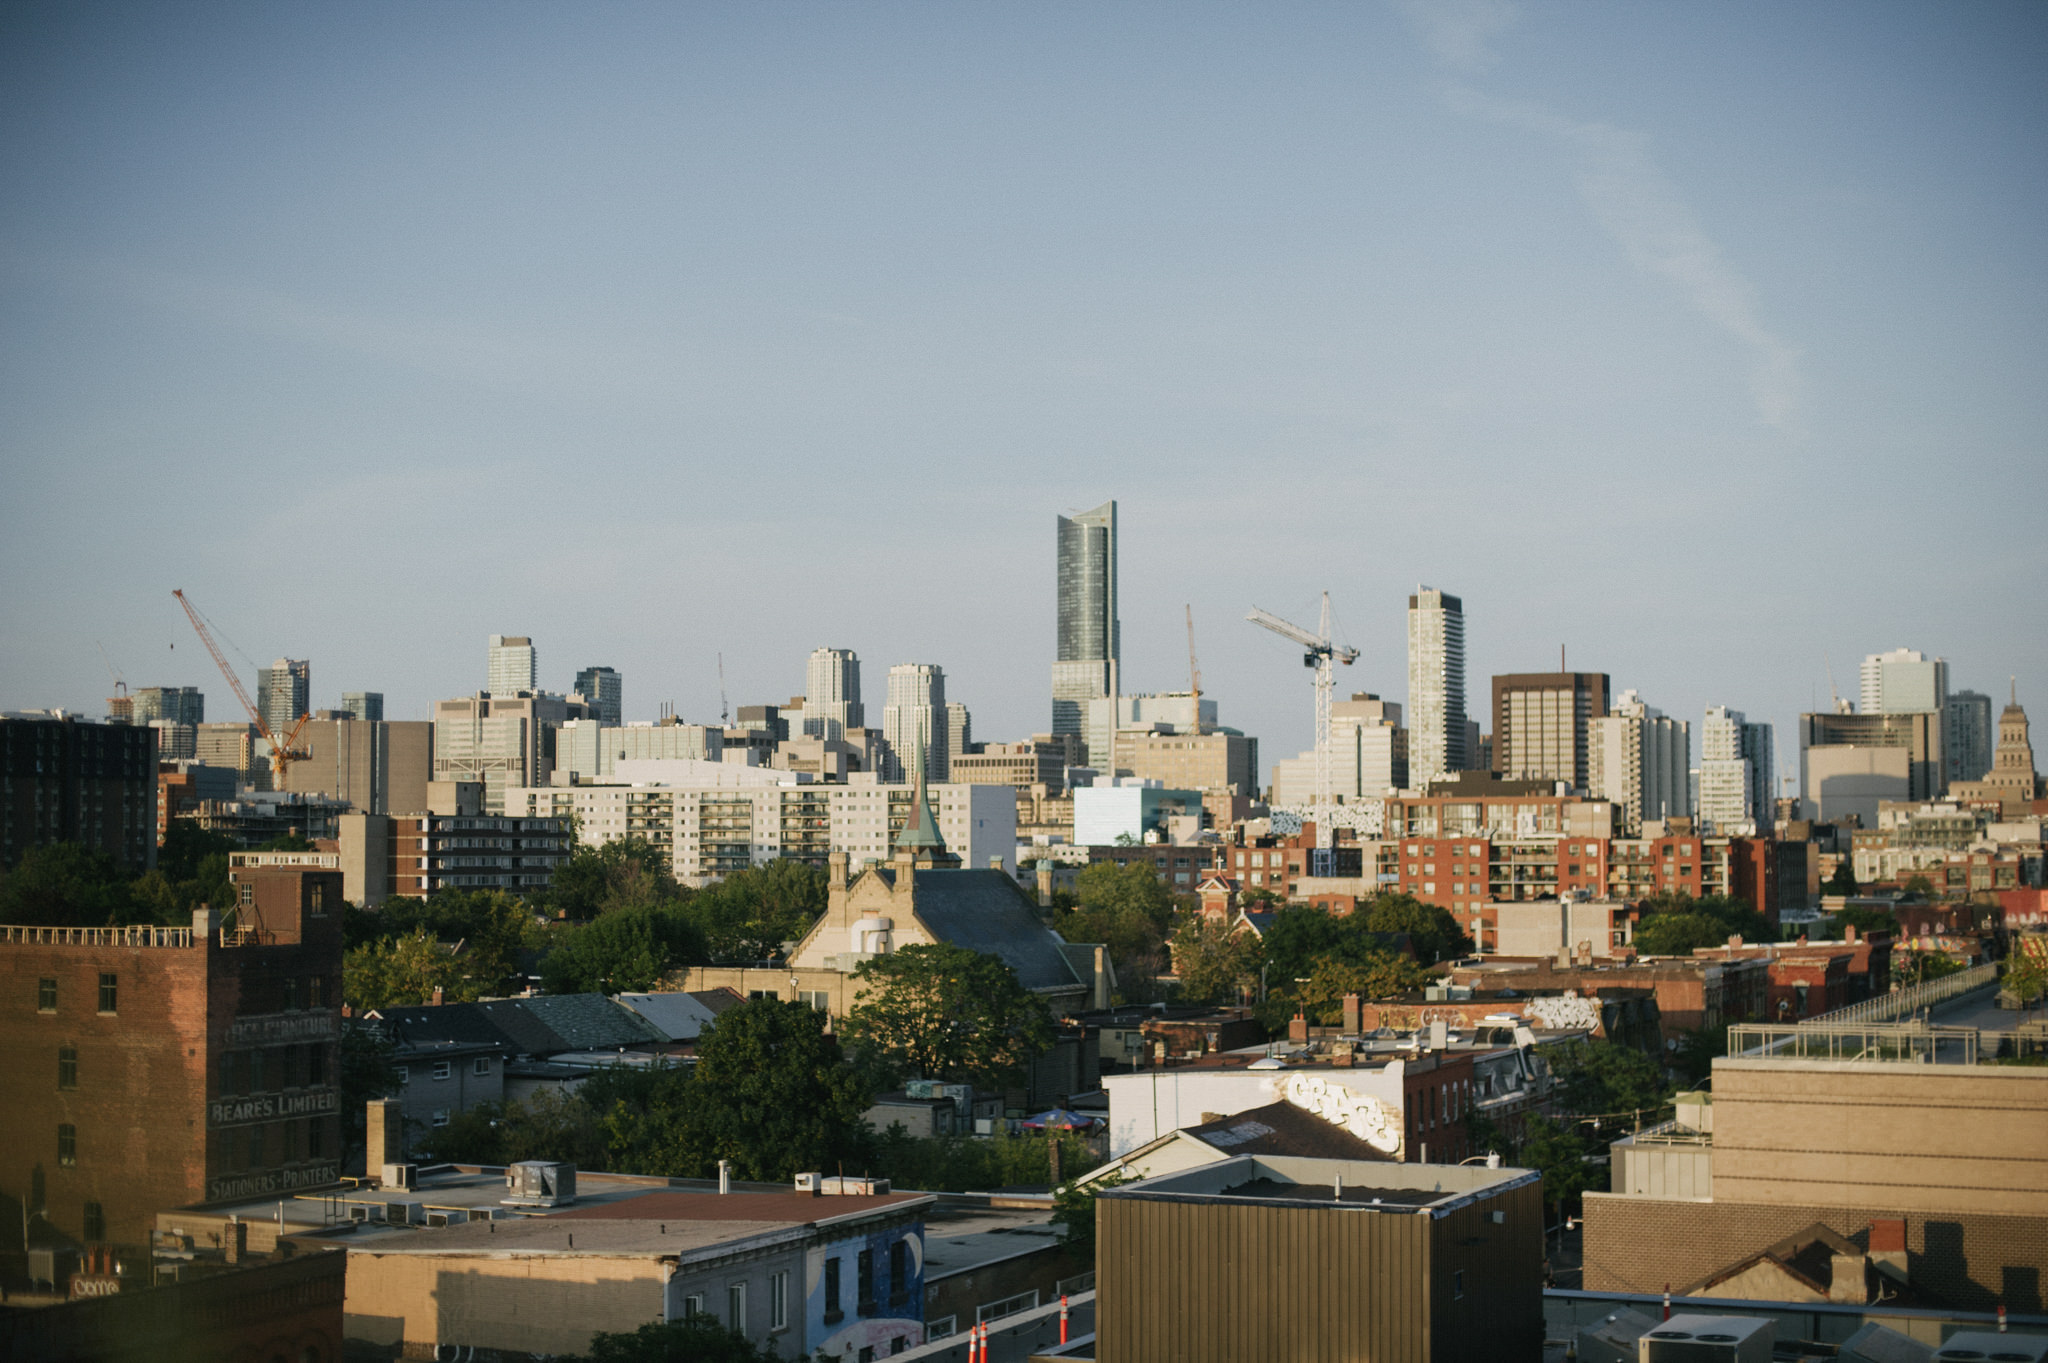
[2,3,2043,779]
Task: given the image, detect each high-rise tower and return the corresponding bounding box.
[884,664,947,785]
[257,659,309,741]
[1406,588,1467,788]
[573,666,623,726]
[1052,501,1119,768]
[1698,705,1773,834]
[805,648,864,739]
[488,635,537,695]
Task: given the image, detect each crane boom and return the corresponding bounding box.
[1246,592,1358,852]
[173,589,311,786]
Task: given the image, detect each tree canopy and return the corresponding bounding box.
[1633,893,1772,956]
[1057,861,1179,1001]
[843,942,1054,1090]
[1168,913,1264,1006]
[574,1317,782,1363]
[1544,1040,1671,1119]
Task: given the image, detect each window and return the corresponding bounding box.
[823,1257,842,1323]
[397,1066,410,1086]
[770,1272,788,1330]
[473,1056,491,1076]
[432,1109,451,1127]
[284,976,301,1011]
[683,1294,704,1319]
[239,882,254,906]
[727,1282,746,1332]
[97,973,117,1014]
[857,1248,875,1314]
[247,1124,265,1167]
[58,1046,77,1090]
[249,1049,266,1093]
[308,975,326,1008]
[432,1061,452,1081]
[800,990,831,1011]
[38,978,57,1012]
[308,883,328,915]
[307,1118,324,1160]
[889,1240,909,1303]
[1454,1269,1466,1300]
[84,1202,106,1241]
[57,1123,77,1166]
[308,1045,326,1087]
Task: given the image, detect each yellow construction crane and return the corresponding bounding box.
[172,589,311,787]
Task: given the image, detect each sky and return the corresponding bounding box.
[3,1,2044,788]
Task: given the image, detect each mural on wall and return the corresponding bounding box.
[1527,992,1602,1033]
[806,1221,924,1359]
[1278,1073,1400,1154]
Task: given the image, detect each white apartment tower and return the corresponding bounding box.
[488,635,537,695]
[883,664,948,785]
[1406,587,1467,788]
[1860,648,1948,716]
[1698,706,1774,834]
[805,648,865,739]
[1589,689,1691,833]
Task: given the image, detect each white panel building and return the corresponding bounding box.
[1589,690,1691,834]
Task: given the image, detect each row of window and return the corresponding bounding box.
[396,1056,494,1086]
[215,1117,331,1171]
[820,1242,912,1323]
[220,1043,330,1096]
[35,973,119,1015]
[681,1271,790,1334]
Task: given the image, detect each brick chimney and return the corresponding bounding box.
[1288,1011,1309,1044]
[430,986,445,1007]
[1341,993,1361,1035]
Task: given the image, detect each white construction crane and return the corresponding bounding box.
[1246,593,1358,849]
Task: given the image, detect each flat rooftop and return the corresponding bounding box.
[556,1190,926,1224]
[1100,1154,1539,1215]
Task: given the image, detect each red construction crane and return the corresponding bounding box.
[172,589,311,787]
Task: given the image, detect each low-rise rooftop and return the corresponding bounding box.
[1101,1154,1538,1216]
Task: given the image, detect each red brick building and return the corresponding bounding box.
[2,866,344,1258]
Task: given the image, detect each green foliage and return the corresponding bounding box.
[258,830,315,852]
[1356,893,1472,965]
[1900,874,1937,903]
[1825,860,1859,896]
[343,928,471,1010]
[1897,950,1968,985]
[690,859,828,963]
[864,1127,1099,1194]
[1545,1040,1671,1119]
[573,1316,781,1363]
[339,1023,401,1164]
[1063,861,1177,1001]
[417,1088,610,1169]
[540,902,706,994]
[0,842,139,925]
[2005,950,2048,1005]
[1518,1115,1597,1213]
[597,1000,872,1182]
[844,942,1055,1090]
[159,820,236,882]
[1294,954,1431,1023]
[1050,1170,1129,1259]
[1830,905,1900,938]
[547,838,681,920]
[1167,913,1264,1005]
[1670,1025,1729,1088]
[1633,893,1771,956]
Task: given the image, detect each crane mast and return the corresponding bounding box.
[172,589,311,787]
[1186,605,1203,737]
[1246,592,1358,851]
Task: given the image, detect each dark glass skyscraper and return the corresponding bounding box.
[1052,500,1118,767]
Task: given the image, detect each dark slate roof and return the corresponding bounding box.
[514,993,667,1050]
[1183,1101,1398,1163]
[472,999,574,1057]
[372,1002,519,1052]
[910,868,1084,994]
[689,987,745,1015]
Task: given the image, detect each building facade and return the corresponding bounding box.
[1859,647,1947,715]
[1,872,343,1253]
[1589,689,1690,834]
[1406,587,1467,788]
[486,635,536,695]
[341,691,383,722]
[280,717,434,817]
[571,666,623,726]
[1492,671,1610,790]
[256,659,310,743]
[432,691,577,814]
[374,812,573,898]
[131,686,204,727]
[1272,694,1403,807]
[1052,501,1119,768]
[1799,710,1945,813]
[1698,706,1773,835]
[804,647,865,739]
[882,664,947,785]
[0,715,158,874]
[1942,689,1993,785]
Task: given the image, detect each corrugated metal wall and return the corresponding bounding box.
[1427,1182,1546,1360]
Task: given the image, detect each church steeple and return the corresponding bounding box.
[893,725,957,868]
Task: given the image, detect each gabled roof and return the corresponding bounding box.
[371,1002,519,1052]
[472,998,574,1056]
[911,869,1085,993]
[615,990,728,1041]
[1183,1101,1400,1163]
[504,994,666,1051]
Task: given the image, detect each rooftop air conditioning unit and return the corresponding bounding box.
[381,1163,418,1190]
[502,1161,577,1207]
[1934,1334,2048,1363]
[384,1200,422,1225]
[1639,1314,1773,1363]
[347,1205,372,1224]
[794,1172,823,1193]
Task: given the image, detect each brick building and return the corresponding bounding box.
[1,864,344,1255]
[1,714,158,874]
[376,811,572,898]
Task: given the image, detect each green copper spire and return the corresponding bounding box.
[894,726,947,852]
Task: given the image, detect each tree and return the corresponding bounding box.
[1168,914,1264,1005]
[159,820,236,882]
[1050,1171,1130,1260]
[675,999,872,1181]
[1545,1040,1670,1119]
[0,842,137,926]
[2005,950,2048,1005]
[1294,953,1430,1023]
[1633,893,1771,956]
[1824,860,1858,896]
[574,1316,781,1363]
[344,928,469,1010]
[1900,874,1937,903]
[691,859,828,963]
[258,830,314,852]
[418,1089,609,1168]
[844,943,1055,1090]
[1358,893,1473,965]
[1062,861,1179,1001]
[1670,1024,1729,1088]
[1518,1116,1596,1214]
[547,838,682,921]
[1830,905,1899,938]
[539,902,705,994]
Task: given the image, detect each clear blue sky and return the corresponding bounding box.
[4,1,2044,784]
